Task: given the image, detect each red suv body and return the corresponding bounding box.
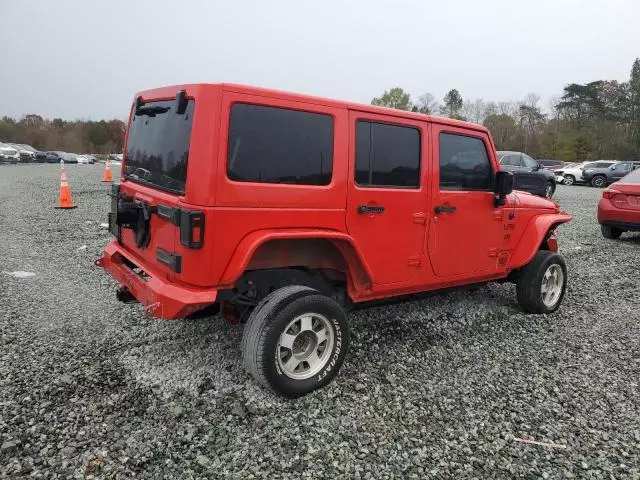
[98,83,571,396]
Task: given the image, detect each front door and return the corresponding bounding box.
[427,126,507,278]
[345,111,429,286]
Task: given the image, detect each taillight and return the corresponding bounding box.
[602,189,619,199]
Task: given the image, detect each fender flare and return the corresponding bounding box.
[219,229,374,291]
[508,212,572,269]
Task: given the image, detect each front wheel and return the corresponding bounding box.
[563,175,575,186]
[591,175,607,188]
[544,181,555,199]
[516,251,567,314]
[241,285,350,397]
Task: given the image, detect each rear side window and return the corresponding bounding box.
[500,154,521,166]
[227,104,333,185]
[439,133,492,190]
[355,121,420,188]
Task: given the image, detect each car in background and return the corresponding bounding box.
[0,144,20,164]
[45,151,63,163]
[554,160,619,185]
[7,143,38,162]
[497,150,557,198]
[597,167,640,239]
[77,155,96,164]
[57,152,79,164]
[583,162,638,188]
[537,159,567,172]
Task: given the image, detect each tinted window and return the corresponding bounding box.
[522,154,538,168]
[583,162,598,169]
[501,154,521,167]
[440,133,492,190]
[595,162,614,168]
[124,99,194,195]
[228,104,333,185]
[355,121,420,188]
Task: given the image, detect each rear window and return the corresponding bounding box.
[227,104,333,185]
[619,168,640,183]
[123,99,195,195]
[355,121,420,188]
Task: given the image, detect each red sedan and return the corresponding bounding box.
[598,167,640,239]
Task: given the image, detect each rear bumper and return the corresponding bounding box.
[96,241,218,319]
[597,198,640,230]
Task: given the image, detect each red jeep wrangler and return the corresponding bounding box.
[97,84,572,397]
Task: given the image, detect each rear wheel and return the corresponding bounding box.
[563,175,575,186]
[516,251,567,314]
[241,285,350,397]
[591,175,607,188]
[601,225,623,239]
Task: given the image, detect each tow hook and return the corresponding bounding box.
[116,287,138,304]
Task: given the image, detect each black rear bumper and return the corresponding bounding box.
[599,220,640,231]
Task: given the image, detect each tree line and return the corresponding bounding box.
[0,115,125,154]
[371,58,640,162]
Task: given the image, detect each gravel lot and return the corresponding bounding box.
[1,164,640,479]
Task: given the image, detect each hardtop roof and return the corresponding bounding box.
[136,83,490,134]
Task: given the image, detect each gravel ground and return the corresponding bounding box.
[1,164,639,479]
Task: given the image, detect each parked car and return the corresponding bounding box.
[555,160,619,185]
[0,145,20,164]
[597,167,640,239]
[7,143,38,162]
[97,83,572,397]
[58,152,79,164]
[45,151,62,163]
[537,159,567,172]
[497,151,557,198]
[583,161,638,188]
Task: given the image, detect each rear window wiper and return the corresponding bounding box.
[135,105,170,116]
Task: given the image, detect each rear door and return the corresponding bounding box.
[118,96,196,278]
[427,126,507,277]
[345,111,429,286]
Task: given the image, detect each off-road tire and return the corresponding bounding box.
[241,285,350,397]
[591,175,607,188]
[563,175,575,186]
[516,251,567,314]
[601,225,622,239]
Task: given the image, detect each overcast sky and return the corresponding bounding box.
[1,0,639,120]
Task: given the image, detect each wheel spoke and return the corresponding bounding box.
[284,356,301,373]
[279,333,297,350]
[316,327,330,344]
[299,315,313,332]
[306,350,321,369]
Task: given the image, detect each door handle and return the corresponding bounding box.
[357,204,385,214]
[434,205,456,214]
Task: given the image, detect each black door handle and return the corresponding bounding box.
[434,205,456,214]
[357,204,385,214]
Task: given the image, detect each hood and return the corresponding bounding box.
[508,190,560,211]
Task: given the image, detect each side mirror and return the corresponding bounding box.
[535,163,543,171]
[494,171,514,206]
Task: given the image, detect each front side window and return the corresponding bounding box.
[440,133,492,190]
[522,154,538,168]
[227,104,333,185]
[355,121,420,188]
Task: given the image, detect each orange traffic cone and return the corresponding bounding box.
[56,160,77,209]
[102,160,113,183]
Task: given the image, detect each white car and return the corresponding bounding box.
[0,145,20,164]
[554,160,619,185]
[77,155,90,164]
